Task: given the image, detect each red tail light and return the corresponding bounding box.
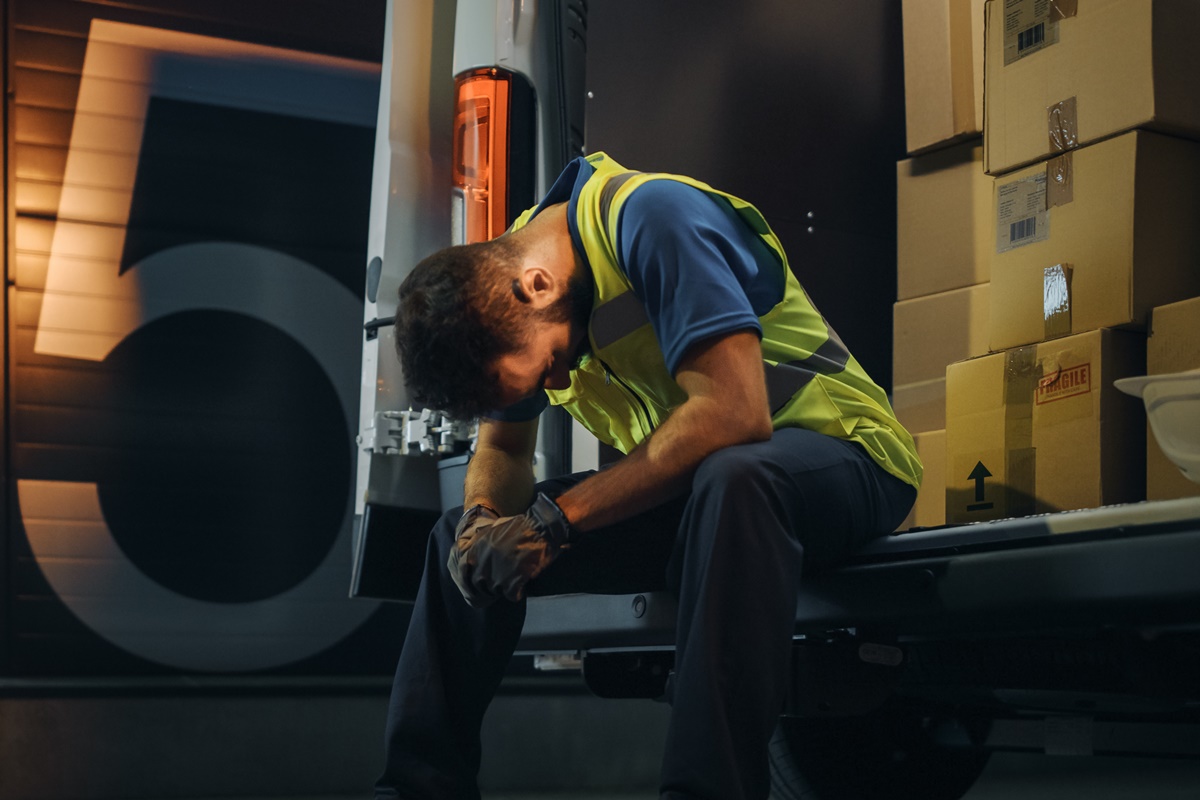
[452,67,514,245]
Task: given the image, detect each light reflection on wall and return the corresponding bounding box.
[36,20,379,361]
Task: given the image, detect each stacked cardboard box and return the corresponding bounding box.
[982,0,1200,176]
[942,0,1200,523]
[988,131,1200,351]
[1146,297,1200,501]
[901,0,986,154]
[895,1,991,528]
[893,281,990,435]
[897,0,1200,526]
[945,329,1146,523]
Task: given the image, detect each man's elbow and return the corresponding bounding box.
[738,413,774,446]
[714,395,773,446]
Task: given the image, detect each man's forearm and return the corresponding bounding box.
[463,446,536,516]
[553,331,773,533]
[553,393,770,532]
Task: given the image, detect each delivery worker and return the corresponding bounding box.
[376,152,921,800]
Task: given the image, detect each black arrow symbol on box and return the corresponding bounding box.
[969,461,991,501]
[967,461,994,512]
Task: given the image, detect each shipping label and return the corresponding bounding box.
[996,173,1049,253]
[1003,0,1060,65]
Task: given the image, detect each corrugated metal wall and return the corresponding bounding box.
[4,0,403,678]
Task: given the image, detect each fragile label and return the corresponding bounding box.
[1003,0,1060,64]
[996,174,1049,253]
[1036,363,1091,404]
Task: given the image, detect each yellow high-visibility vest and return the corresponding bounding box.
[511,152,921,489]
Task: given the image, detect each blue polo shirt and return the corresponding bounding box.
[490,158,784,421]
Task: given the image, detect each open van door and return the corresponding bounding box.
[350,0,588,602]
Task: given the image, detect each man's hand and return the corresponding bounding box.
[447,493,573,607]
[445,503,499,606]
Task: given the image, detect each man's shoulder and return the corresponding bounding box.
[617,178,725,242]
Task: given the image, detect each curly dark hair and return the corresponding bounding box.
[393,238,525,420]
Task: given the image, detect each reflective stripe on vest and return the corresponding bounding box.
[764,329,851,414]
[592,291,650,350]
[588,262,852,414]
[598,171,639,223]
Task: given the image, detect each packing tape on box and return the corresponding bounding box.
[1039,355,1062,391]
[1048,97,1079,153]
[1004,346,1040,518]
[1047,152,1074,208]
[1044,263,1073,340]
[1049,0,1078,22]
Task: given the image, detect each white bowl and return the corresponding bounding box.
[1114,369,1200,485]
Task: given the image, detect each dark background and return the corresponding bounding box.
[584,0,906,390]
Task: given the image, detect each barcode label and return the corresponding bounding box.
[996,174,1050,253]
[1017,22,1045,53]
[1002,0,1060,65]
[1010,216,1037,243]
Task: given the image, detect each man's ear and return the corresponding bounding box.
[514,265,557,309]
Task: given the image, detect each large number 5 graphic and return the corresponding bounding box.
[21,22,381,671]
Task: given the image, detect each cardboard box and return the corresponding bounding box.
[897,143,993,299]
[945,328,1146,523]
[898,429,947,530]
[892,283,990,435]
[1146,296,1200,500]
[894,283,991,385]
[902,0,985,154]
[989,131,1200,352]
[983,0,1200,175]
[894,378,947,435]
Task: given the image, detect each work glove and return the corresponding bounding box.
[446,503,499,605]
[447,493,574,607]
[455,502,500,540]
